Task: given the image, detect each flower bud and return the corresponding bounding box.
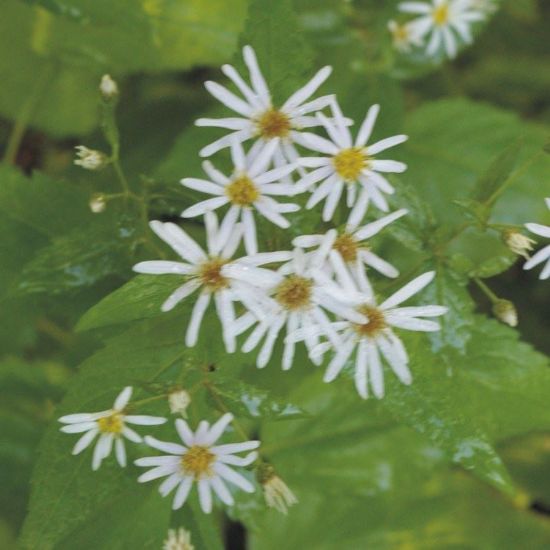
[492,299,518,327]
[100,74,119,100]
[74,146,107,171]
[163,527,194,550]
[89,194,106,214]
[257,463,298,514]
[503,229,535,259]
[168,388,191,416]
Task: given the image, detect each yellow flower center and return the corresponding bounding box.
[433,3,449,25]
[275,275,313,311]
[198,258,229,291]
[333,233,361,263]
[225,175,260,206]
[255,108,291,139]
[353,305,387,337]
[393,24,409,43]
[181,445,215,479]
[332,147,368,182]
[97,413,124,434]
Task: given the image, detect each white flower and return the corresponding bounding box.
[180,139,300,255]
[293,209,408,294]
[163,527,194,550]
[301,271,447,398]
[524,198,550,280]
[234,233,367,370]
[100,74,118,100]
[168,389,191,416]
[296,102,407,222]
[135,413,259,514]
[133,212,291,351]
[503,229,535,259]
[388,20,424,53]
[89,193,106,213]
[257,464,298,515]
[196,44,335,175]
[74,146,107,170]
[399,0,486,59]
[58,386,166,470]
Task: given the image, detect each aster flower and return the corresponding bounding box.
[196,44,336,177]
[58,386,166,470]
[133,212,291,351]
[135,413,259,514]
[524,198,550,280]
[296,102,407,222]
[74,146,107,170]
[299,271,447,398]
[293,208,408,294]
[234,232,367,370]
[180,139,300,255]
[163,527,194,550]
[388,20,424,53]
[257,463,298,515]
[399,0,486,59]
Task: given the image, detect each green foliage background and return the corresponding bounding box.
[0,0,549,548]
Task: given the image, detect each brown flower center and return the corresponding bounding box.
[333,233,360,263]
[225,175,260,206]
[275,275,313,311]
[353,305,387,337]
[198,258,229,291]
[256,109,291,139]
[181,445,215,479]
[433,4,449,25]
[97,413,124,434]
[332,147,369,182]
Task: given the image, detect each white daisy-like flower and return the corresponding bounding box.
[181,139,300,255]
[293,209,408,294]
[133,211,291,351]
[300,271,447,398]
[388,20,424,53]
[399,0,486,59]
[58,386,167,470]
[296,102,407,223]
[234,232,367,370]
[196,44,335,174]
[524,198,550,280]
[163,527,194,550]
[135,413,259,514]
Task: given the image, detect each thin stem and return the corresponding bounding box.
[473,277,498,304]
[3,62,56,165]
[112,159,131,196]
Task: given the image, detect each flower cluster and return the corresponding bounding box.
[524,198,550,280]
[388,0,492,58]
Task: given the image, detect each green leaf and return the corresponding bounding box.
[238,0,313,104]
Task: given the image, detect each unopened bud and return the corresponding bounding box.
[493,299,518,327]
[163,527,194,550]
[100,74,118,100]
[257,463,298,514]
[168,388,191,416]
[503,230,535,259]
[74,146,107,171]
[89,194,106,213]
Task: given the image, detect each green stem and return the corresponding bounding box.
[473,277,498,304]
[112,158,131,196]
[3,62,55,165]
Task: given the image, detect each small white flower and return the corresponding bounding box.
[296,101,407,222]
[74,146,107,171]
[234,233,367,370]
[133,212,291,351]
[100,74,119,100]
[257,464,298,515]
[163,527,194,550]
[168,389,191,416]
[181,139,300,255]
[524,198,550,280]
[89,193,106,213]
[298,271,447,398]
[293,209,408,294]
[503,229,535,259]
[388,19,424,53]
[196,44,335,175]
[135,413,259,514]
[399,0,486,59]
[58,386,167,470]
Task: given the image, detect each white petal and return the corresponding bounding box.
[125,415,167,426]
[243,45,270,103]
[282,66,332,111]
[380,271,436,310]
[360,250,399,278]
[221,63,264,108]
[322,181,344,222]
[292,131,339,155]
[138,464,177,483]
[242,209,258,255]
[353,208,408,240]
[181,196,228,218]
[324,336,356,382]
[370,159,407,173]
[399,2,432,14]
[150,221,206,264]
[161,280,201,313]
[367,135,408,155]
[204,80,254,117]
[525,223,550,239]
[257,315,286,368]
[160,473,184,497]
[199,129,252,158]
[133,260,193,276]
[122,426,142,443]
[114,386,133,410]
[255,197,292,228]
[195,117,249,130]
[248,139,279,177]
[144,435,186,455]
[389,305,448,317]
[115,438,127,467]
[346,188,371,230]
[72,429,98,455]
[367,341,385,399]
[204,413,234,446]
[387,316,442,332]
[186,293,211,347]
[355,104,380,147]
[172,477,193,509]
[202,160,229,185]
[181,177,224,196]
[355,340,369,399]
[214,462,255,492]
[524,245,550,270]
[210,476,234,506]
[61,422,97,434]
[198,478,213,513]
[294,165,333,193]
